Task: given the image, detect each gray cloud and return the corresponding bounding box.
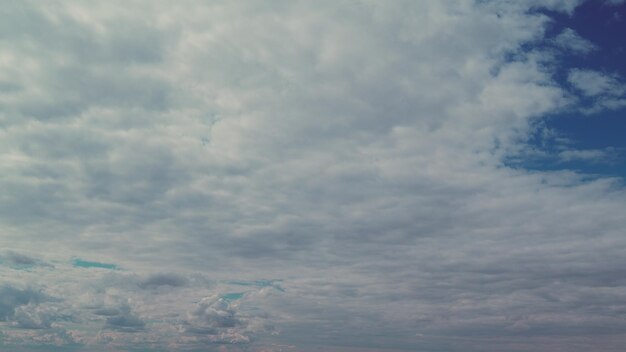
[0,285,47,321]
[0,251,51,269]
[12,303,61,330]
[104,303,145,332]
[139,273,188,289]
[181,294,269,345]
[184,296,243,334]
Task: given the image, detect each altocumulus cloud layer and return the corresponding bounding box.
[1,1,626,351]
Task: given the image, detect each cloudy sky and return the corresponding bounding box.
[1,1,626,351]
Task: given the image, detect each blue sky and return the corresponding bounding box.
[511,0,626,178]
[1,1,626,351]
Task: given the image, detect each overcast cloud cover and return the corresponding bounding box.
[1,0,626,351]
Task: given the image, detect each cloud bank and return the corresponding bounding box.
[1,1,626,351]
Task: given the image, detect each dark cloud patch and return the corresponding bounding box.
[139,273,188,289]
[104,304,145,332]
[0,285,46,321]
[93,308,121,317]
[0,252,53,271]
[0,251,43,268]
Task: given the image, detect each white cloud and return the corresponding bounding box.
[568,69,626,113]
[568,69,625,97]
[558,148,618,163]
[554,28,596,54]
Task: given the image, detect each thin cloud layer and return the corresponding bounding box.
[1,1,626,351]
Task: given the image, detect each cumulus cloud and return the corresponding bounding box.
[12,303,62,330]
[183,295,246,340]
[182,293,272,345]
[0,284,69,332]
[0,285,47,322]
[103,303,145,332]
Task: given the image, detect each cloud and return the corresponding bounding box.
[0,284,68,332]
[12,303,62,330]
[568,69,625,97]
[184,296,243,334]
[182,294,264,344]
[1,1,626,351]
[553,28,596,54]
[139,273,188,289]
[0,285,47,322]
[103,303,145,332]
[558,148,619,163]
[567,69,626,113]
[0,251,52,270]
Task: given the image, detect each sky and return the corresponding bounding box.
[1,1,626,351]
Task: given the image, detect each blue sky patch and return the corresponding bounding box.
[516,2,626,178]
[221,292,245,301]
[72,258,118,270]
[227,279,285,292]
